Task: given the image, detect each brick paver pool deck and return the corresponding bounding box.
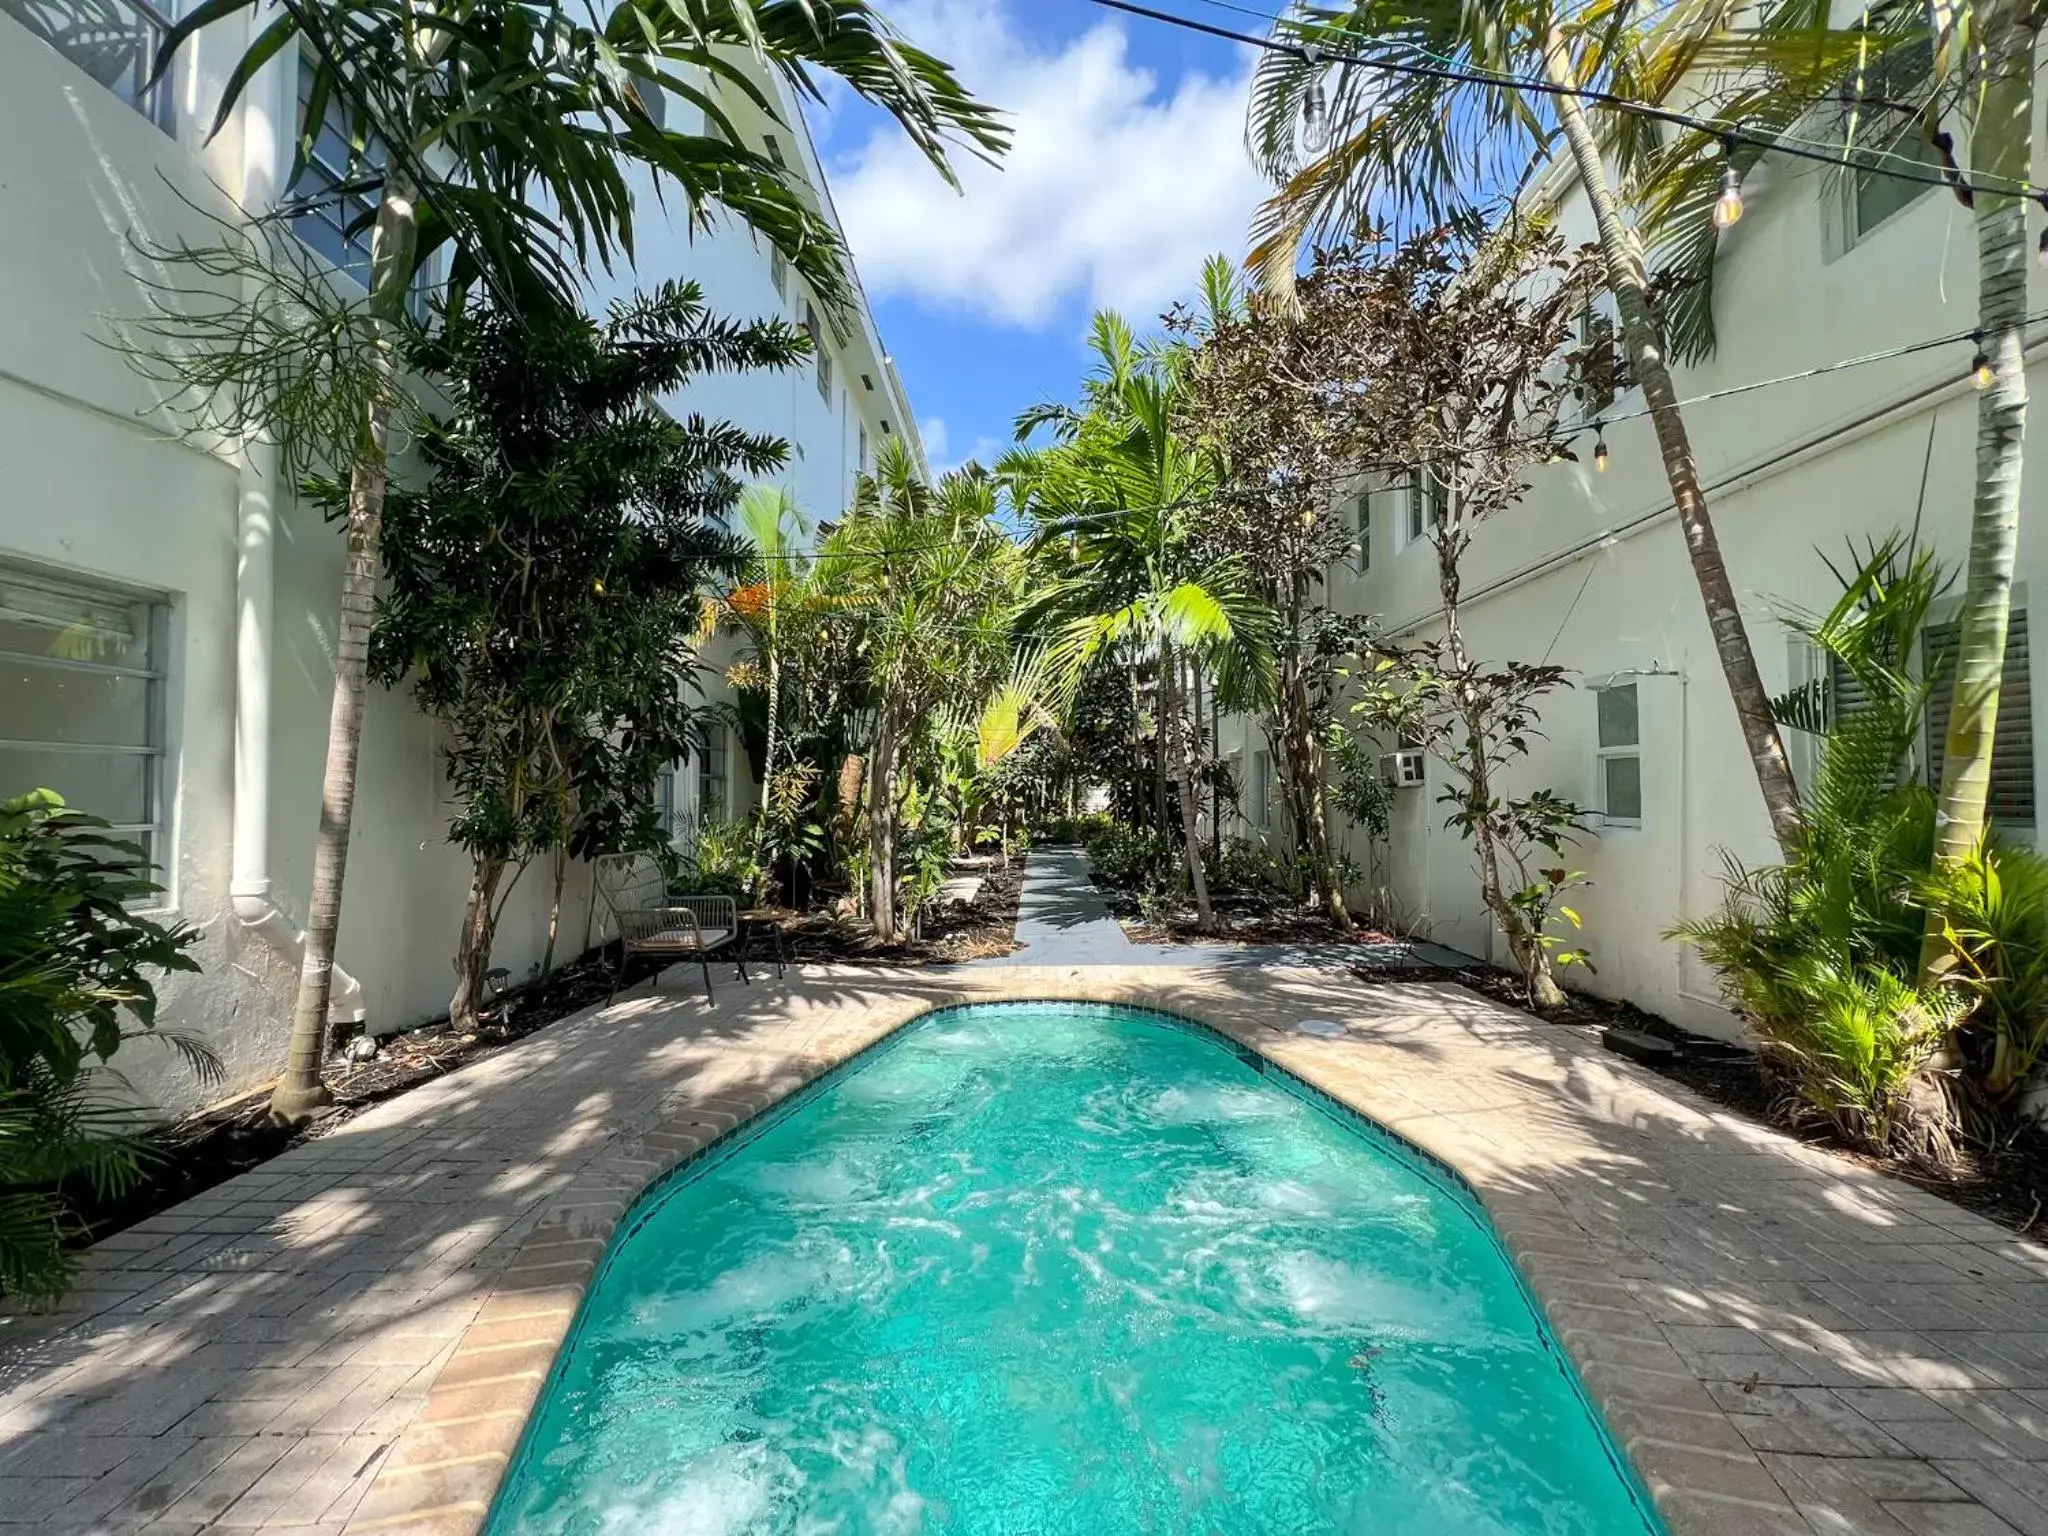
[3,963,2044,1535]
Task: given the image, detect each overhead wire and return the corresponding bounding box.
[1083,0,2048,201]
[733,306,2045,566]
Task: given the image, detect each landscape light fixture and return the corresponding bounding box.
[1712,139,1744,229]
[1300,44,1332,155]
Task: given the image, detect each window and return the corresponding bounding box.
[804,302,833,404]
[1251,749,1272,829]
[697,722,729,822]
[291,57,385,291]
[1924,610,2035,828]
[3,0,174,132]
[769,246,788,303]
[1401,465,1448,548]
[762,133,785,168]
[0,563,168,875]
[1355,493,1372,573]
[858,423,870,473]
[1595,683,1643,825]
[1841,41,1940,246]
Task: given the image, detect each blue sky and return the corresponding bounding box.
[807,0,1274,472]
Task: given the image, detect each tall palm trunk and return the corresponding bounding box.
[1161,643,1216,929]
[1920,0,2034,980]
[868,685,901,941]
[269,168,419,1123]
[1542,36,1803,856]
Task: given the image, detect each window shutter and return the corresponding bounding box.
[1924,610,2035,826]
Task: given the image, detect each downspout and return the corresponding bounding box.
[231,32,366,1029]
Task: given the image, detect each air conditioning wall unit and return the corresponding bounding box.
[1382,749,1427,788]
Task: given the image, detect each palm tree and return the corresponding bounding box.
[819,443,1022,941]
[153,0,1005,1121]
[1008,315,1278,931]
[1246,0,1806,854]
[1633,0,2036,980]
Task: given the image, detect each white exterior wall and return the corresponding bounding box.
[1221,118,2048,1041]
[0,21,911,1112]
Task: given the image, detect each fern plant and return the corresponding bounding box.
[0,792,211,1300]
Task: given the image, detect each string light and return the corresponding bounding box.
[2037,195,2048,268]
[1592,425,1610,473]
[1971,338,1996,391]
[1712,139,1744,229]
[1300,44,1332,154]
[1088,0,2048,203]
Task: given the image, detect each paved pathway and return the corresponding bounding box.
[2,965,2044,1534]
[988,845,1467,970]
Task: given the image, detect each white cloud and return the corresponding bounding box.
[830,2,1271,330]
[918,415,1005,475]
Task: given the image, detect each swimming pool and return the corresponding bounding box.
[486,1001,1665,1534]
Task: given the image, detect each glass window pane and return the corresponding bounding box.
[1597,684,1639,748]
[0,746,153,825]
[1,658,151,746]
[1604,754,1643,821]
[0,571,148,667]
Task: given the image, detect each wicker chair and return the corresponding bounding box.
[594,853,748,1004]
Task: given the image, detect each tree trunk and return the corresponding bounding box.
[1541,35,1802,857]
[450,856,507,1033]
[268,169,418,1124]
[541,843,567,976]
[1437,538,1565,1007]
[868,691,900,941]
[1919,0,2033,982]
[1161,645,1216,930]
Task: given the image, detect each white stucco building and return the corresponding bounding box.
[1219,107,2046,1040]
[0,7,916,1113]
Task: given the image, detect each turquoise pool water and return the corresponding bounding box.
[487,1002,1664,1534]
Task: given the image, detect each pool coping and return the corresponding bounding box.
[342,978,1693,1536]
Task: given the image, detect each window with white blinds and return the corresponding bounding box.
[0,563,167,870]
[1923,611,2035,827]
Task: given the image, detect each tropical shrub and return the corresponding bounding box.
[1675,540,1972,1153]
[0,792,209,1300]
[678,820,760,900]
[1084,823,1179,899]
[1919,842,2048,1100]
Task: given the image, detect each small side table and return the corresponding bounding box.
[738,908,793,979]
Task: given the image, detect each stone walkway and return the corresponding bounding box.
[987,845,1467,970]
[2,965,2044,1534]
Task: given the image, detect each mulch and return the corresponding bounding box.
[1092,881,1404,948]
[1351,959,2048,1249]
[67,868,1023,1250]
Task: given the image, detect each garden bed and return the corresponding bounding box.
[1353,960,2048,1248]
[70,870,1023,1250]
[1090,871,1405,949]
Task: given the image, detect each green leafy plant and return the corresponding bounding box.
[1674,539,1963,1154]
[678,820,761,900]
[1918,843,2048,1100]
[0,792,211,1300]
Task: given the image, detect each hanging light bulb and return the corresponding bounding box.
[1300,44,1332,156]
[1592,426,1610,473]
[1712,139,1744,230]
[1972,339,1996,391]
[2037,197,2048,267]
